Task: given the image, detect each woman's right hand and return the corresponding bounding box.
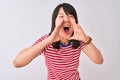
[48,19,64,43]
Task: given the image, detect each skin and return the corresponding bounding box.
[13,7,103,68]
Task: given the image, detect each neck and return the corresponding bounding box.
[60,38,69,45]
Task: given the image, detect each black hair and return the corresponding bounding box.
[49,3,80,49]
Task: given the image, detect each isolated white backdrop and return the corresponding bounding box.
[0,0,120,80]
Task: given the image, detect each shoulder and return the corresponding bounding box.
[33,34,49,45]
[40,34,49,40]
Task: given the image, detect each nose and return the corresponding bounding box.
[64,16,69,22]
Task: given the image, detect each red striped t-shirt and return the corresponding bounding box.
[33,34,86,80]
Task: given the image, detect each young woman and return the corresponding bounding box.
[13,3,103,80]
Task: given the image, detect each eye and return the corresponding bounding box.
[68,15,74,18]
[58,15,64,18]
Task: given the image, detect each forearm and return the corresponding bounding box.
[13,38,51,68]
[82,42,103,64]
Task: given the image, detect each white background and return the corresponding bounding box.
[0,0,120,80]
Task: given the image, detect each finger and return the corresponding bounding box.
[60,19,64,26]
[77,24,85,33]
[57,19,64,27]
[76,24,82,29]
[70,18,77,28]
[54,20,63,32]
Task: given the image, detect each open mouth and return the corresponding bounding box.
[63,26,71,35]
[64,26,70,32]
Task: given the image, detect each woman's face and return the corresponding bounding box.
[55,7,75,40]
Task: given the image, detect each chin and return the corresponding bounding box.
[59,31,72,40]
[62,35,71,40]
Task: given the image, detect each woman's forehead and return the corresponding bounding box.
[58,8,65,13]
[58,7,71,15]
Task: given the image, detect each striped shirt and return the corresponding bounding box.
[33,35,85,80]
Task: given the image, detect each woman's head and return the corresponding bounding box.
[49,3,80,49]
[49,3,78,35]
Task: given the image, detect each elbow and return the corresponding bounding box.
[94,58,104,64]
[13,59,25,68]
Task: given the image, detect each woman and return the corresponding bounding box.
[13,3,103,80]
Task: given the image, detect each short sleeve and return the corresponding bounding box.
[78,41,86,50]
[32,34,49,54]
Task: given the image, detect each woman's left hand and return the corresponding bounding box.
[70,19,88,42]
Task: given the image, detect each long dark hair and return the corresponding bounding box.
[49,3,80,49]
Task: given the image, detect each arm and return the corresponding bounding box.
[70,19,103,64]
[13,19,64,68]
[13,38,50,68]
[82,37,103,64]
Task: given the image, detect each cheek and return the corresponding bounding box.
[55,18,63,26]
